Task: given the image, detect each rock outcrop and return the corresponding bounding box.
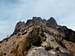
[0,17,75,56]
[46,17,57,27]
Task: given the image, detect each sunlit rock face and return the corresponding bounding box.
[0,17,75,56]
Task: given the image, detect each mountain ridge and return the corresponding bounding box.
[0,17,75,56]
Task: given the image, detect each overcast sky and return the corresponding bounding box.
[0,0,75,40]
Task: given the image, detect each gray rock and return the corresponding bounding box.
[27,47,49,56]
[47,17,57,27]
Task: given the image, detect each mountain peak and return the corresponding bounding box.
[47,17,57,27]
[0,17,75,56]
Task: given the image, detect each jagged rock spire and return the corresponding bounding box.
[47,17,57,27]
[13,17,58,35]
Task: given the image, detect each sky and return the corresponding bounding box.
[0,0,75,40]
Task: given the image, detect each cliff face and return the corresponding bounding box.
[0,17,75,56]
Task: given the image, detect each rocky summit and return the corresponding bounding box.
[0,17,75,56]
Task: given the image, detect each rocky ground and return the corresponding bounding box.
[0,17,75,56]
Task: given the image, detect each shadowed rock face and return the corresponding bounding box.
[47,17,57,27]
[0,17,75,56]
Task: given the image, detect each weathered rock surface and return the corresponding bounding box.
[46,17,57,27]
[0,17,75,56]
